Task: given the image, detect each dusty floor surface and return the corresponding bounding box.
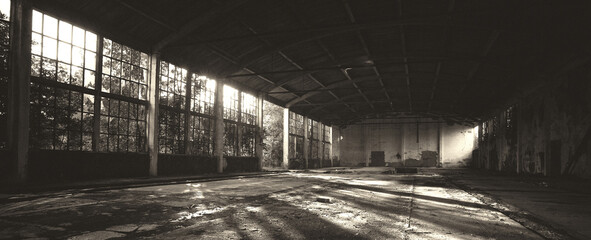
[0,168,583,239]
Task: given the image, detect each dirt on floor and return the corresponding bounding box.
[0,167,579,239]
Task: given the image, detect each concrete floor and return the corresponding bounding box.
[0,168,588,240]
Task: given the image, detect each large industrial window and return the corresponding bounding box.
[322,124,331,161]
[288,112,304,160]
[0,0,10,149]
[158,61,187,154]
[99,39,147,152]
[310,120,319,159]
[99,98,146,152]
[30,84,94,150]
[222,85,238,156]
[224,121,237,156]
[190,74,215,115]
[240,92,257,156]
[29,10,96,150]
[188,115,213,155]
[240,125,256,157]
[102,39,148,100]
[188,74,216,156]
[241,92,256,125]
[31,11,96,88]
[223,85,238,121]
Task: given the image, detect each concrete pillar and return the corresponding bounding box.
[214,80,225,173]
[401,124,406,165]
[7,0,32,183]
[438,122,443,167]
[320,124,325,168]
[329,126,333,167]
[303,116,309,169]
[146,52,160,176]
[282,108,289,169]
[255,93,264,170]
[184,71,192,154]
[512,106,524,174]
[236,91,242,156]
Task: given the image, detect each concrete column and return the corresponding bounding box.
[512,106,524,174]
[303,116,309,168]
[255,93,264,170]
[184,71,192,154]
[236,91,242,156]
[438,122,443,167]
[401,124,406,165]
[320,124,325,168]
[282,108,289,169]
[329,126,333,167]
[214,80,225,173]
[7,0,32,183]
[146,52,160,176]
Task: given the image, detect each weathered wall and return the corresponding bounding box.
[442,124,477,167]
[28,151,149,182]
[332,127,341,166]
[339,119,477,167]
[402,122,438,167]
[477,64,591,178]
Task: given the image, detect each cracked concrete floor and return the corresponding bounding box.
[0,170,552,239]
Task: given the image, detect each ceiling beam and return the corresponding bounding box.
[171,10,501,46]
[229,6,359,115]
[453,30,501,111]
[153,0,248,51]
[169,10,504,78]
[428,0,455,112]
[118,0,309,104]
[397,0,413,112]
[343,0,387,110]
[428,62,442,111]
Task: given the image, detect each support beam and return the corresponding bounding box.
[397,0,413,112]
[255,92,264,171]
[8,0,32,183]
[282,108,289,169]
[438,122,443,167]
[214,79,225,173]
[329,127,333,167]
[172,11,500,48]
[303,116,309,169]
[454,30,501,110]
[230,14,359,116]
[343,0,388,109]
[147,52,161,176]
[153,0,248,51]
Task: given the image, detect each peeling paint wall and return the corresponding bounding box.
[442,124,477,167]
[331,127,341,166]
[477,65,591,178]
[339,119,477,168]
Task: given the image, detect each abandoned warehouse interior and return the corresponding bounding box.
[1,0,591,239]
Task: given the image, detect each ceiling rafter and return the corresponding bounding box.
[228,12,359,116]
[118,0,310,105]
[397,0,413,112]
[453,30,501,111]
[171,10,502,47]
[152,0,248,51]
[169,11,503,77]
[343,0,391,110]
[428,0,455,112]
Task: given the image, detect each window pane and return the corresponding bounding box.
[58,21,72,43]
[43,14,58,38]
